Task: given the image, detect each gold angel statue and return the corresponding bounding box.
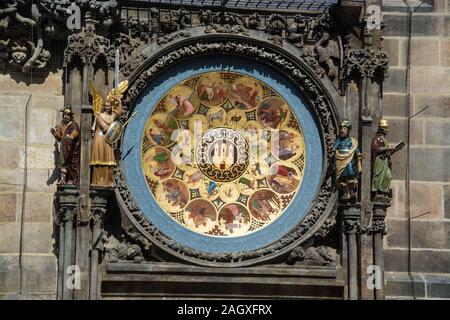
[89,80,128,187]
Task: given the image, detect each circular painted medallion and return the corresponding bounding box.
[195,127,249,183]
[140,71,306,237]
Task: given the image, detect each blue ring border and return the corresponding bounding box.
[122,56,324,253]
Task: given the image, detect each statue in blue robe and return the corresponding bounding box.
[335,120,362,201]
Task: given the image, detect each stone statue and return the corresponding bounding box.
[107,241,143,263]
[89,81,128,187]
[335,120,362,201]
[50,106,81,185]
[371,118,404,202]
[287,246,337,266]
[287,14,308,47]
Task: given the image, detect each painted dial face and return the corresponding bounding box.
[141,71,306,237]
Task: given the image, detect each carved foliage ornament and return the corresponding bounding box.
[114,40,338,265]
[63,24,110,66]
[369,219,386,234]
[344,48,389,78]
[0,1,120,72]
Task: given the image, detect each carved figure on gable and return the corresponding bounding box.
[314,32,339,80]
[266,14,286,36]
[247,12,260,29]
[287,14,308,47]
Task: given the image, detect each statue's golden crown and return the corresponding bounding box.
[378,118,389,129]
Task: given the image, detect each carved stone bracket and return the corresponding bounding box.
[371,202,389,235]
[369,219,386,235]
[344,219,361,235]
[340,203,362,235]
[55,185,79,224]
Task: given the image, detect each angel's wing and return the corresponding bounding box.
[106,80,129,102]
[89,80,104,117]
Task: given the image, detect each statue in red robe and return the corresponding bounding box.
[50,107,80,185]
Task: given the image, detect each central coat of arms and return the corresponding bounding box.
[195,128,249,182]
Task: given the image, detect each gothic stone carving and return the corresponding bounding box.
[114,8,341,84]
[344,219,361,235]
[286,12,339,81]
[114,39,338,266]
[104,225,152,263]
[0,1,120,72]
[344,47,389,78]
[39,0,119,30]
[0,1,50,72]
[314,216,336,239]
[369,219,386,234]
[157,30,191,46]
[64,24,110,66]
[106,33,140,68]
[105,239,143,263]
[286,246,338,266]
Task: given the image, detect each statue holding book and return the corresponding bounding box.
[371,118,405,202]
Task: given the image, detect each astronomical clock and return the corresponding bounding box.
[52,0,390,300]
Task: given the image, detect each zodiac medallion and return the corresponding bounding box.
[141,71,306,237]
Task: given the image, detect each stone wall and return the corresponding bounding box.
[382,0,450,299]
[0,72,64,299]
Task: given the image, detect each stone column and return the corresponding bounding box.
[372,202,388,300]
[63,20,111,300]
[55,186,79,300]
[341,204,361,300]
[342,4,389,297]
[89,188,109,300]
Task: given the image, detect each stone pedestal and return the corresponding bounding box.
[55,185,79,300]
